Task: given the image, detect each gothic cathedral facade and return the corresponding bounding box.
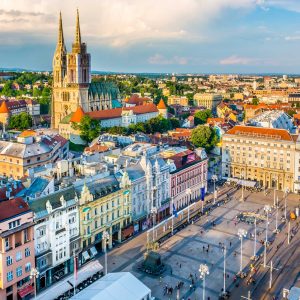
[51,10,119,129]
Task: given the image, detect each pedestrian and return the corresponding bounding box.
[180,263,181,268]
[203,245,205,252]
[170,269,173,276]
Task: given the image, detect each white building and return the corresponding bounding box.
[88,103,159,128]
[70,272,152,300]
[29,186,80,292]
[248,110,294,132]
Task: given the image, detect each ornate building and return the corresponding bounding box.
[51,10,119,129]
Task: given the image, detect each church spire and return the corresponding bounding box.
[56,11,66,52]
[72,9,82,53]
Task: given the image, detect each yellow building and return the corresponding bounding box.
[77,176,131,263]
[193,93,222,111]
[222,125,300,192]
[167,96,188,106]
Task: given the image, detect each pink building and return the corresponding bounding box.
[0,198,35,300]
[169,149,208,210]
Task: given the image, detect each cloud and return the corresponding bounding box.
[0,0,257,47]
[219,55,258,65]
[148,54,188,65]
[285,35,300,41]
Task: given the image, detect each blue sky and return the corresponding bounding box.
[1,0,300,73]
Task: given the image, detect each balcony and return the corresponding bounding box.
[15,242,22,248]
[83,232,91,239]
[82,219,92,225]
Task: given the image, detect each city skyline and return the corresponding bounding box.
[1,0,300,73]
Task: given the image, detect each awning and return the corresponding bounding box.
[82,251,90,261]
[35,260,103,300]
[89,246,97,257]
[18,285,34,298]
[122,225,134,239]
[123,189,130,195]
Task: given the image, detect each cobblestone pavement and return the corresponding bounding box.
[99,186,300,300]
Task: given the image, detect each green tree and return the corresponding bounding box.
[287,109,297,117]
[148,115,171,133]
[190,125,218,152]
[72,115,101,143]
[8,112,32,130]
[194,109,212,125]
[251,98,259,105]
[170,118,180,129]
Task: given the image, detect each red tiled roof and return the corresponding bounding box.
[70,106,85,123]
[84,144,109,154]
[87,103,158,120]
[126,94,152,105]
[0,183,25,202]
[19,130,36,138]
[226,125,293,141]
[0,198,30,222]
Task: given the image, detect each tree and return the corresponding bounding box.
[251,98,259,105]
[190,125,219,152]
[148,115,171,133]
[194,109,212,125]
[170,118,180,129]
[72,115,100,143]
[8,112,33,130]
[287,109,297,117]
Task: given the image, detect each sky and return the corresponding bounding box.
[1,0,300,73]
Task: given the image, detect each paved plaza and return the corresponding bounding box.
[101,186,300,300]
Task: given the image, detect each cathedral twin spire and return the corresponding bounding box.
[56,9,82,54]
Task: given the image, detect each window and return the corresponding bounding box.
[5,238,9,250]
[16,251,22,262]
[94,208,98,215]
[25,248,30,257]
[16,266,22,277]
[6,256,13,266]
[24,228,29,242]
[7,271,13,282]
[25,263,31,273]
[9,219,20,229]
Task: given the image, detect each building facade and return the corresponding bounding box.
[77,176,131,265]
[168,149,208,211]
[193,93,222,111]
[51,11,119,129]
[29,187,80,292]
[0,198,35,300]
[0,131,68,179]
[222,125,300,192]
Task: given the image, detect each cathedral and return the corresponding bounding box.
[51,10,120,129]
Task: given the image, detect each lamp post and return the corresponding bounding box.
[264,205,272,267]
[150,207,157,243]
[186,188,192,223]
[238,228,247,273]
[212,175,218,205]
[274,203,279,234]
[273,175,277,207]
[199,264,209,300]
[102,231,110,275]
[287,221,291,245]
[223,246,226,295]
[30,267,39,299]
[240,172,244,202]
[252,217,257,260]
[284,188,289,220]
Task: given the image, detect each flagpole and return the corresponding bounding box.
[171,196,174,235]
[73,249,76,296]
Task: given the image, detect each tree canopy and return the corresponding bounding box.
[190,125,219,152]
[194,109,212,125]
[72,115,101,143]
[8,112,33,130]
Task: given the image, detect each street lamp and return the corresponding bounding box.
[30,267,39,299]
[264,205,272,267]
[150,207,157,243]
[273,175,277,207]
[199,263,209,300]
[212,175,218,205]
[223,245,227,296]
[186,188,192,222]
[237,228,247,273]
[251,217,258,261]
[102,231,110,275]
[240,172,244,202]
[274,201,279,234]
[284,188,289,220]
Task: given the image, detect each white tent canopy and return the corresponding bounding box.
[36,260,103,300]
[71,272,152,300]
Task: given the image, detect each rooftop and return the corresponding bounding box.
[226,125,293,141]
[0,198,31,222]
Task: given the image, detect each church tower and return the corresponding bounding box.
[52,10,91,129]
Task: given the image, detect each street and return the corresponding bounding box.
[98,185,300,299]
